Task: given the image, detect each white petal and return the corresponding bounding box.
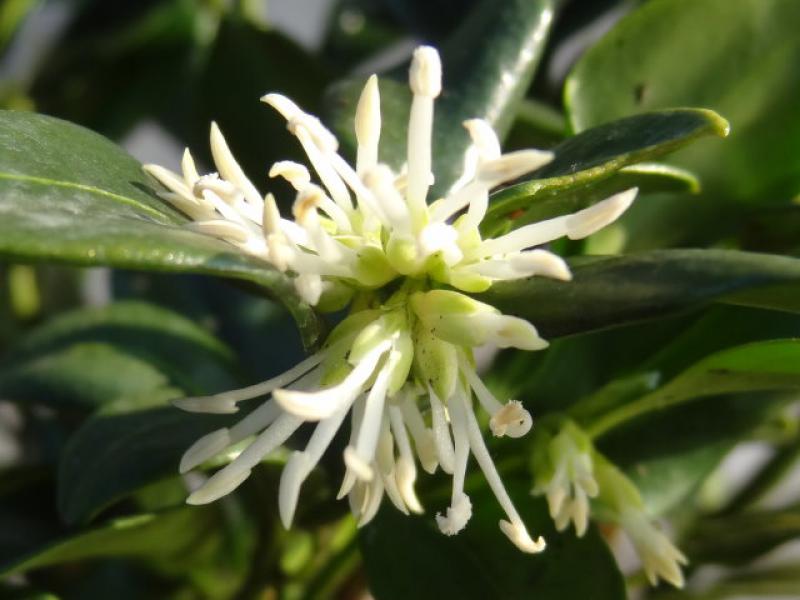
[355,74,381,175]
[209,122,263,209]
[273,340,390,421]
[179,428,232,473]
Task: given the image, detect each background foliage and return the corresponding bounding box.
[1,0,800,598]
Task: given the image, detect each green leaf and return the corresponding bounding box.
[586,340,800,438]
[0,301,238,407]
[485,162,699,237]
[598,392,789,517]
[475,250,800,339]
[0,506,220,576]
[565,0,800,246]
[327,0,556,194]
[0,110,322,347]
[686,505,800,565]
[360,485,625,600]
[482,108,723,233]
[57,404,235,525]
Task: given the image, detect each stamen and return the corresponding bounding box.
[428,388,455,474]
[273,340,391,420]
[181,148,199,184]
[175,350,327,414]
[187,412,302,504]
[355,74,381,176]
[388,405,423,513]
[209,122,264,209]
[469,188,637,260]
[406,46,441,229]
[278,405,350,527]
[344,348,397,480]
[269,161,312,191]
[399,395,439,474]
[435,384,471,535]
[456,391,546,553]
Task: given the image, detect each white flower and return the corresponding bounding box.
[144,45,637,306]
[143,44,637,553]
[592,453,688,587]
[177,290,545,552]
[532,421,599,537]
[620,509,688,589]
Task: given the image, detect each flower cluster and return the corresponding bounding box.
[534,420,688,587]
[144,46,637,553]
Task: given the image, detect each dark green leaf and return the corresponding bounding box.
[475,250,800,339]
[565,0,800,247]
[0,506,219,576]
[0,110,322,346]
[598,392,789,517]
[485,162,699,237]
[361,485,625,600]
[686,505,800,565]
[585,340,800,437]
[57,405,236,524]
[483,108,723,233]
[0,301,238,406]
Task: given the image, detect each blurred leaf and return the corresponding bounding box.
[361,485,625,600]
[475,250,800,339]
[565,0,800,247]
[30,0,201,139]
[483,108,724,234]
[585,339,800,437]
[0,506,219,576]
[57,404,235,524]
[486,162,699,237]
[328,0,556,194]
[599,392,790,517]
[0,0,37,52]
[181,18,330,183]
[0,301,238,407]
[0,111,322,346]
[686,504,800,565]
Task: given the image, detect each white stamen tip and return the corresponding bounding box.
[566,187,638,240]
[278,451,312,528]
[269,161,311,190]
[409,46,442,97]
[436,492,472,535]
[396,457,424,513]
[499,520,546,553]
[489,400,532,438]
[186,467,252,505]
[179,428,232,473]
[344,445,375,481]
[173,396,238,415]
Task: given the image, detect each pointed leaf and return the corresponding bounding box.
[483,108,724,233]
[475,250,800,339]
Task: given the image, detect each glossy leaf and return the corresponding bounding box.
[0,301,238,406]
[686,505,800,565]
[586,339,800,437]
[565,0,800,247]
[482,108,724,233]
[57,404,237,524]
[361,489,625,600]
[598,392,790,516]
[0,506,218,576]
[0,111,322,346]
[484,162,699,236]
[475,250,800,339]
